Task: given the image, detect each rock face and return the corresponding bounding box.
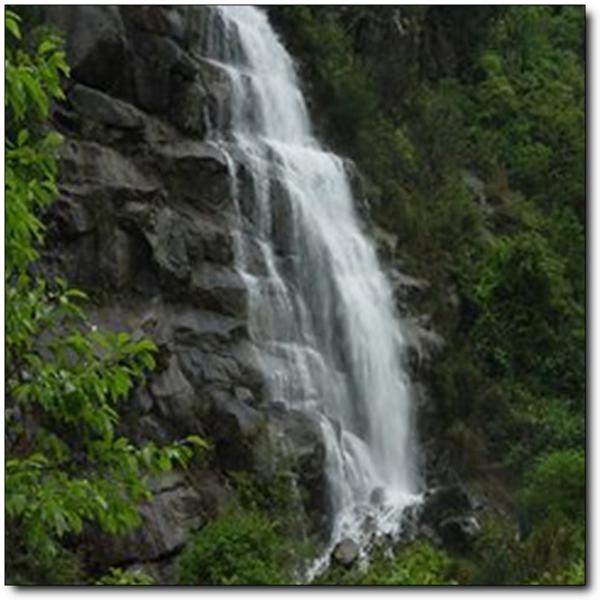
[43,6,330,577]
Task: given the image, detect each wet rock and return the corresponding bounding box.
[417,484,481,552]
[370,487,385,506]
[420,484,473,526]
[332,538,360,568]
[266,404,330,538]
[438,515,480,551]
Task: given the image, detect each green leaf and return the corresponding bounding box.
[185,435,209,450]
[5,11,21,40]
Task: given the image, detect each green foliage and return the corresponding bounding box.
[95,567,154,586]
[372,542,456,585]
[532,557,585,586]
[5,545,85,586]
[468,511,584,586]
[523,449,585,525]
[315,541,456,586]
[470,7,585,216]
[275,6,378,148]
[5,9,68,275]
[4,12,205,584]
[177,507,292,585]
[469,515,527,584]
[463,230,581,387]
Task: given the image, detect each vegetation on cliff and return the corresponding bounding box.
[272,5,585,585]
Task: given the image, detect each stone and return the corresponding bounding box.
[86,470,230,571]
[189,265,248,318]
[88,480,203,568]
[417,484,482,552]
[267,405,330,538]
[45,7,130,98]
[120,6,187,43]
[420,484,473,527]
[70,83,145,130]
[51,194,96,238]
[332,538,360,568]
[169,80,209,136]
[148,354,201,430]
[59,139,158,194]
[370,487,385,506]
[438,515,480,551]
[207,390,264,471]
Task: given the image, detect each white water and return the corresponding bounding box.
[202,6,420,557]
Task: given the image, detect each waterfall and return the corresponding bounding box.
[202,6,421,555]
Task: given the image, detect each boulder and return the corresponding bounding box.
[437,516,481,551]
[332,538,360,568]
[417,484,482,552]
[420,484,473,527]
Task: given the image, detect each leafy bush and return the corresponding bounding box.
[274,6,378,148]
[315,541,456,586]
[177,508,292,585]
[470,515,527,584]
[523,449,585,525]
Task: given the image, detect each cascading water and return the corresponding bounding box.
[202,5,421,558]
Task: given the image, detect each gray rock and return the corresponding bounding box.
[119,6,187,43]
[70,83,145,130]
[370,487,385,506]
[189,265,248,318]
[45,7,130,97]
[148,354,201,429]
[332,538,360,568]
[59,140,158,193]
[87,470,230,569]
[207,390,264,471]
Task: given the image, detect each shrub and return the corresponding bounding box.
[522,449,585,525]
[315,541,456,586]
[470,515,527,584]
[177,508,292,585]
